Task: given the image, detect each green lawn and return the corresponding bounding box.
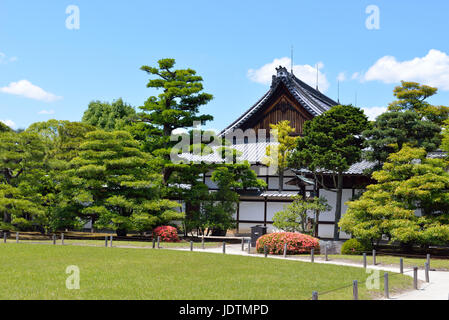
[0,244,412,300]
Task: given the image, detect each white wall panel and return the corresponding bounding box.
[266,202,290,221]
[239,201,264,221]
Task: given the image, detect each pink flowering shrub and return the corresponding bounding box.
[256,232,320,255]
[152,226,180,243]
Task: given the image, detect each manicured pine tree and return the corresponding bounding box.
[0,130,46,230]
[340,145,449,247]
[67,130,182,236]
[363,82,448,167]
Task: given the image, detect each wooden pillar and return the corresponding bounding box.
[236,201,240,233]
[264,197,268,227]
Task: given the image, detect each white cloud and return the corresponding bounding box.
[362,106,387,121]
[0,119,16,128]
[38,110,55,115]
[0,80,62,102]
[351,72,361,80]
[247,57,330,92]
[363,49,449,90]
[337,72,346,82]
[0,52,17,64]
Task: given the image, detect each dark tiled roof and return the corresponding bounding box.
[293,160,376,176]
[220,67,338,136]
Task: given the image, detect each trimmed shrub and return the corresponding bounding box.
[152,226,180,242]
[256,232,320,255]
[341,238,372,255]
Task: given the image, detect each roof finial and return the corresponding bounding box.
[337,80,340,104]
[291,45,294,74]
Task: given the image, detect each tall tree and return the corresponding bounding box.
[388,81,449,125]
[263,120,297,192]
[289,105,369,240]
[363,111,441,167]
[27,120,96,231]
[82,98,137,131]
[139,58,213,155]
[364,82,448,166]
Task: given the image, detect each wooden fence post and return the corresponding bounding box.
[241,238,245,251]
[384,273,389,299]
[202,236,205,250]
[4,232,7,243]
[283,243,287,258]
[223,241,226,254]
[110,235,113,248]
[353,280,358,300]
[52,234,56,245]
[157,236,160,249]
[264,245,268,258]
[16,232,19,243]
[312,291,318,300]
[425,262,430,283]
[324,245,328,261]
[61,233,64,245]
[190,241,194,252]
[413,267,418,290]
[363,253,367,269]
[105,236,108,247]
[372,249,376,265]
[152,238,156,249]
[427,254,431,269]
[311,248,315,263]
[400,258,403,274]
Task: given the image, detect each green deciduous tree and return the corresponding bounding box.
[289,105,369,240]
[82,98,137,131]
[263,120,298,192]
[339,146,449,247]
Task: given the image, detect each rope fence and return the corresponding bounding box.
[1,231,441,300]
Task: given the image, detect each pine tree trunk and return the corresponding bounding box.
[333,174,343,240]
[279,170,284,192]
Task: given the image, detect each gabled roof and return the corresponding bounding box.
[220,66,338,136]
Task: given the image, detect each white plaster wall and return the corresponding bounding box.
[239,201,264,221]
[267,202,291,221]
[318,189,353,222]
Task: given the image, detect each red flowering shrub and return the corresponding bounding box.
[152,226,180,242]
[256,232,320,255]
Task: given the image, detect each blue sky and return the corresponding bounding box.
[1,0,449,131]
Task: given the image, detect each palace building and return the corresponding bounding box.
[181,66,375,239]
